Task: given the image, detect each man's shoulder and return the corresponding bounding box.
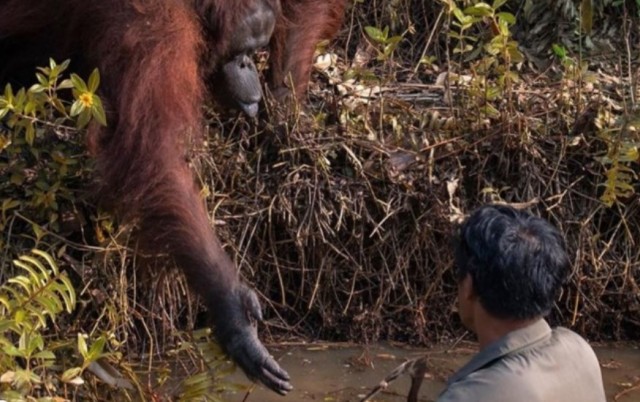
[438,326,605,402]
[552,326,591,343]
[504,325,601,377]
[550,326,600,361]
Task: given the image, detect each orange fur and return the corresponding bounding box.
[269,0,348,98]
[1,0,345,392]
[0,0,262,295]
[0,0,347,320]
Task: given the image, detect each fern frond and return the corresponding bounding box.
[0,249,76,332]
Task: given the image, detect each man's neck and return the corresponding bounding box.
[474,307,542,350]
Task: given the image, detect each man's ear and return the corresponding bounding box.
[459,274,475,302]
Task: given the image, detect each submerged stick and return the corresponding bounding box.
[359,355,430,402]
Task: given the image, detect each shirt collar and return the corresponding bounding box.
[447,319,552,385]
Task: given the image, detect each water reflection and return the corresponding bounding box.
[225,342,640,402]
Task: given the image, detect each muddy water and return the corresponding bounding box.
[224,342,640,402]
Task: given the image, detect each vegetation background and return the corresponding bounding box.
[1,0,639,400]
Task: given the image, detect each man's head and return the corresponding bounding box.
[454,204,570,330]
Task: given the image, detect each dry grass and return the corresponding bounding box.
[186,0,640,345]
[2,1,638,361]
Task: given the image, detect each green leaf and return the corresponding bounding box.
[76,108,91,129]
[70,99,85,117]
[19,255,51,279]
[364,26,386,43]
[552,44,567,59]
[14,368,41,386]
[25,305,47,328]
[493,0,508,8]
[8,276,32,294]
[58,274,77,312]
[464,3,493,17]
[24,99,37,116]
[0,319,13,332]
[88,68,100,93]
[497,12,516,25]
[33,350,56,360]
[31,249,60,275]
[32,223,45,241]
[4,83,14,103]
[27,332,45,354]
[12,259,44,286]
[52,97,67,115]
[14,88,26,111]
[36,72,49,87]
[87,337,106,361]
[24,121,36,146]
[387,35,403,45]
[61,367,83,383]
[452,7,465,23]
[91,95,107,126]
[0,296,11,310]
[59,58,71,73]
[36,293,63,315]
[35,298,57,319]
[58,78,74,90]
[18,331,28,351]
[70,73,88,92]
[2,343,25,357]
[29,84,46,94]
[3,287,22,306]
[78,333,88,358]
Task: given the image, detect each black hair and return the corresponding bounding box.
[454,204,570,320]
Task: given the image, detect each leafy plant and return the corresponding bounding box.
[0,59,106,137]
[596,110,640,207]
[552,43,598,85]
[364,25,404,62]
[551,44,620,203]
[0,250,66,396]
[0,249,122,400]
[443,0,523,118]
[0,59,106,240]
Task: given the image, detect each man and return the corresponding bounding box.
[438,204,606,402]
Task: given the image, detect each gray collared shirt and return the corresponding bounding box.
[437,319,606,402]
